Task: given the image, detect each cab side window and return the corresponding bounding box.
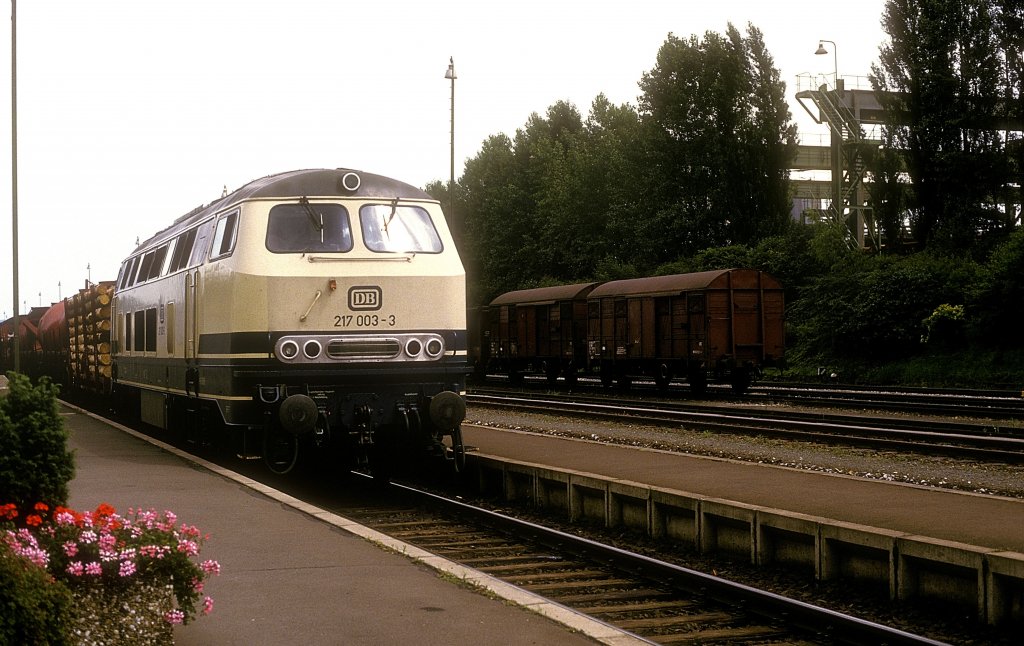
[210,211,239,261]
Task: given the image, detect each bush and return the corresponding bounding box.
[0,541,74,645]
[0,372,75,509]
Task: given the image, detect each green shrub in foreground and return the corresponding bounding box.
[0,372,75,509]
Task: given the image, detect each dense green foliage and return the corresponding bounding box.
[0,373,75,509]
[426,9,1024,385]
[0,543,74,646]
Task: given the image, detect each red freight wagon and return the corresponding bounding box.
[586,269,784,393]
[485,282,601,385]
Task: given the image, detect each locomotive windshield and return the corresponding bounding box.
[359,203,443,253]
[266,203,353,253]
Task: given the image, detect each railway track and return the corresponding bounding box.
[478,376,1024,419]
[338,477,946,645]
[467,388,1024,463]
[749,382,1024,418]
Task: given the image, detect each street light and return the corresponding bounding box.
[11,0,19,372]
[814,39,839,90]
[444,57,456,225]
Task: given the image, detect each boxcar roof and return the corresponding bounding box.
[136,168,433,253]
[489,282,602,307]
[588,269,777,299]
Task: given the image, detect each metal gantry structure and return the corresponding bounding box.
[795,74,884,250]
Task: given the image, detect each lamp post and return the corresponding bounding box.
[11,0,19,372]
[444,57,456,225]
[814,39,839,91]
[814,39,848,244]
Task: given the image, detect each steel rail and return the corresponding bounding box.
[466,392,1024,463]
[475,376,1024,418]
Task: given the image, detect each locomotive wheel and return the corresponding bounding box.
[263,427,300,476]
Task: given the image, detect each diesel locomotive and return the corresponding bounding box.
[3,168,470,476]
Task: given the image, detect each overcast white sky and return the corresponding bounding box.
[0,0,887,317]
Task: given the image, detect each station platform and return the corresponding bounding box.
[60,405,623,646]
[461,425,1024,553]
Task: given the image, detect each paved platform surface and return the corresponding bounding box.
[462,425,1024,553]
[62,405,613,646]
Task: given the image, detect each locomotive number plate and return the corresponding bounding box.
[334,314,397,328]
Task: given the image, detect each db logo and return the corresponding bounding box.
[349,286,382,311]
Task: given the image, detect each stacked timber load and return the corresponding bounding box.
[66,281,115,393]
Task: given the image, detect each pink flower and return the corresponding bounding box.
[201,559,221,576]
[67,561,84,576]
[62,541,78,557]
[119,560,136,577]
[164,610,185,625]
[202,596,214,615]
[177,539,198,556]
[99,533,117,550]
[85,562,102,576]
[20,547,49,567]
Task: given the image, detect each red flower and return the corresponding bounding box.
[25,514,43,527]
[34,502,49,512]
[0,503,17,520]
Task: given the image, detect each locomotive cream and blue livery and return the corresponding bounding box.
[109,168,468,475]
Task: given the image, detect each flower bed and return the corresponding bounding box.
[2,502,220,644]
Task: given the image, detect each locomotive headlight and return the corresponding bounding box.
[424,338,444,358]
[405,338,422,357]
[279,340,300,360]
[303,340,323,360]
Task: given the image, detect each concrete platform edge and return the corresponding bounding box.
[467,452,1024,626]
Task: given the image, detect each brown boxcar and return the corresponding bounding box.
[485,282,601,384]
[586,269,784,393]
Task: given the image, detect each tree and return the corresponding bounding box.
[637,24,797,262]
[871,0,1013,252]
[456,133,524,302]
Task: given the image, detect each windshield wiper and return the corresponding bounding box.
[299,196,324,243]
[381,199,398,238]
